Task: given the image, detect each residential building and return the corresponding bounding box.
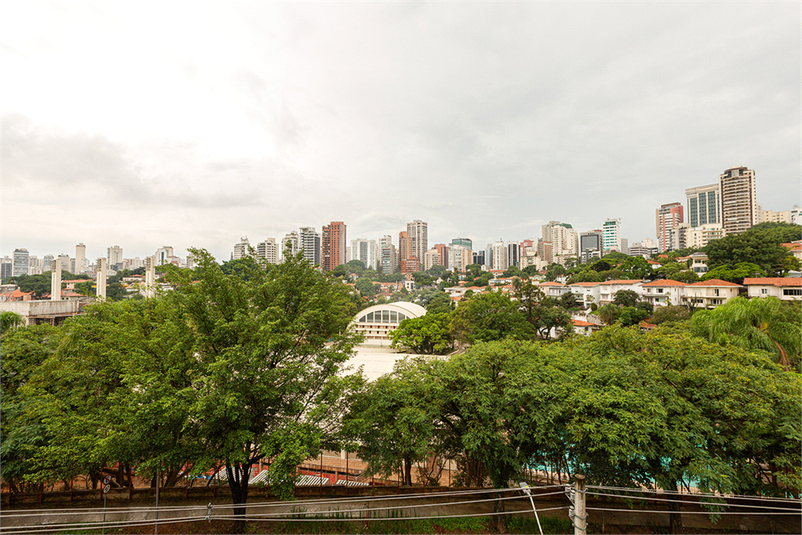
[580,231,602,254]
[322,221,347,272]
[686,224,725,249]
[75,243,87,274]
[257,238,279,264]
[233,237,250,260]
[686,183,721,228]
[506,242,520,268]
[629,238,658,258]
[434,244,449,268]
[791,205,802,225]
[1,257,12,279]
[472,250,485,267]
[57,254,71,272]
[423,248,441,272]
[491,240,508,271]
[685,279,741,308]
[407,220,428,262]
[602,219,621,252]
[537,240,553,265]
[451,237,472,249]
[155,246,174,265]
[743,278,802,301]
[282,231,299,259]
[349,238,378,271]
[656,202,684,252]
[379,235,396,274]
[13,248,29,277]
[299,227,321,266]
[398,231,414,272]
[641,279,689,307]
[598,280,644,305]
[689,252,710,274]
[107,245,124,268]
[760,210,792,224]
[720,166,758,235]
[448,246,471,272]
[543,221,578,263]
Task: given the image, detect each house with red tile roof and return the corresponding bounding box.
[743,277,802,301]
[684,279,742,309]
[572,318,602,336]
[0,288,34,302]
[598,279,645,304]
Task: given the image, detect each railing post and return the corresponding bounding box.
[574,474,586,535]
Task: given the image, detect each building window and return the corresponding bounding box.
[783,289,802,296]
[760,288,768,294]
[714,289,720,296]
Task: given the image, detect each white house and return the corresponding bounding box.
[743,277,802,301]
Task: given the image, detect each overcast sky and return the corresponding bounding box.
[2,1,799,262]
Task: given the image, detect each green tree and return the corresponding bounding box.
[612,289,640,308]
[355,277,379,296]
[425,291,453,315]
[344,259,366,274]
[544,263,566,281]
[450,291,534,344]
[390,313,454,355]
[701,262,766,284]
[704,222,801,276]
[343,359,440,486]
[1,311,24,333]
[617,306,650,326]
[411,271,433,287]
[567,269,604,284]
[649,305,691,325]
[691,296,801,371]
[167,249,361,530]
[596,302,620,325]
[0,324,61,493]
[426,264,447,278]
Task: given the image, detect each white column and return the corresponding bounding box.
[96,258,107,299]
[50,259,62,301]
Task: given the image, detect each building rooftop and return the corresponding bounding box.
[742,277,802,287]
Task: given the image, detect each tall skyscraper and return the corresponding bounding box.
[322,221,347,271]
[656,202,684,252]
[685,183,720,228]
[406,220,428,262]
[491,240,508,271]
[542,221,578,261]
[299,227,321,266]
[580,231,602,253]
[720,166,758,235]
[13,248,29,276]
[434,244,449,268]
[398,231,413,267]
[506,242,520,268]
[257,238,279,264]
[602,219,621,252]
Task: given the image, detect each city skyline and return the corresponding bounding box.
[2,2,799,261]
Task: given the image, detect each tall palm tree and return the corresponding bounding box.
[691,296,800,371]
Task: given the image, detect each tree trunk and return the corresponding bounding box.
[403,456,412,486]
[227,463,251,534]
[667,492,683,534]
[494,490,507,533]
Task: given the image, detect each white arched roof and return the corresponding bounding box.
[354,301,426,324]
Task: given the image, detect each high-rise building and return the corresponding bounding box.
[155,246,174,265]
[398,231,414,270]
[13,248,29,277]
[685,184,720,228]
[1,257,12,279]
[542,221,578,261]
[491,240,508,271]
[423,249,441,272]
[537,240,553,265]
[580,231,602,253]
[257,238,279,264]
[379,235,397,274]
[602,219,621,252]
[107,245,123,268]
[434,244,449,268]
[760,210,792,224]
[406,220,428,262]
[450,246,472,272]
[451,237,472,250]
[656,202,684,252]
[506,242,520,268]
[58,254,71,272]
[282,231,299,259]
[322,221,347,271]
[75,243,87,274]
[349,238,378,270]
[472,250,485,267]
[233,237,250,260]
[299,227,321,267]
[720,166,757,235]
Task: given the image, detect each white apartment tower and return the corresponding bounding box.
[13,248,29,277]
[75,243,87,274]
[281,231,299,259]
[299,227,321,266]
[257,238,279,264]
[720,166,758,235]
[233,237,250,260]
[379,235,397,274]
[350,239,379,270]
[107,245,123,267]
